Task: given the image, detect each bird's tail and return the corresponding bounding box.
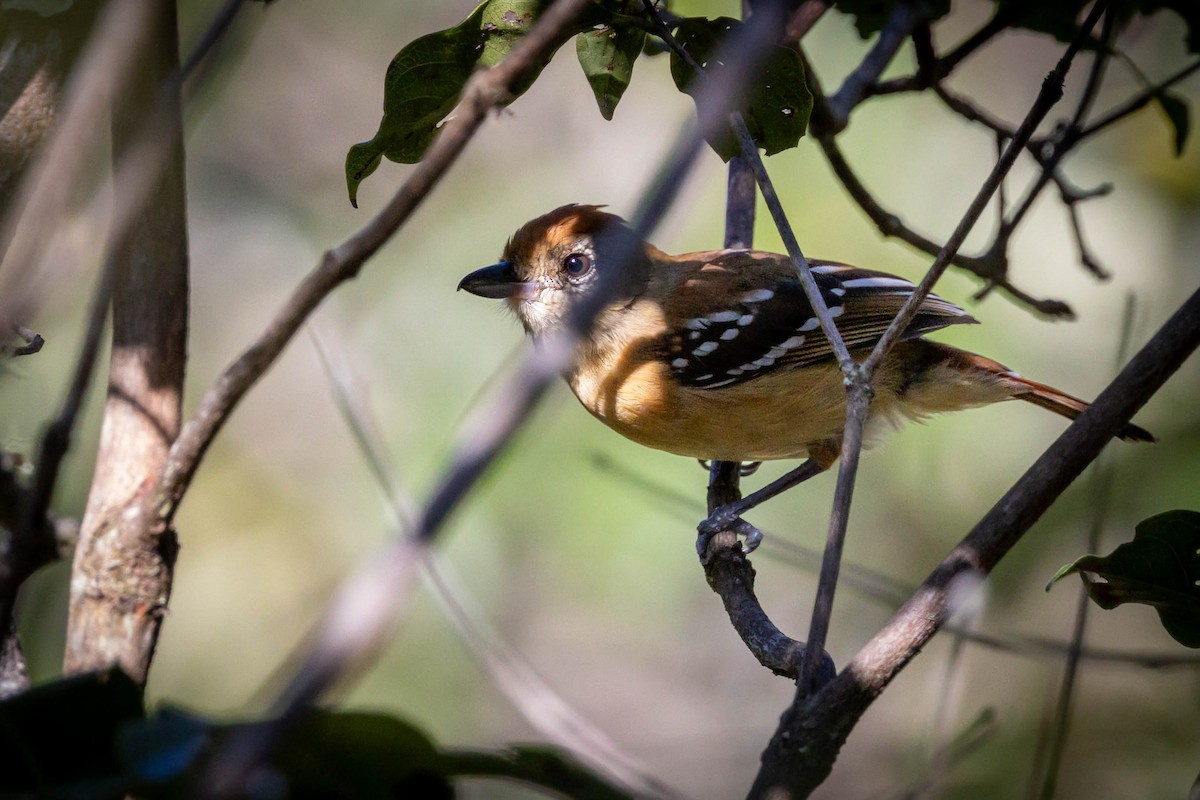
[1010,375,1156,443]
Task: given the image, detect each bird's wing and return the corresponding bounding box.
[661,256,977,390]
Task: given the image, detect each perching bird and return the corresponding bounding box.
[458,204,1153,545]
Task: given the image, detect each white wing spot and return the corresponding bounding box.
[753,356,775,368]
[737,314,755,326]
[799,317,821,332]
[841,277,913,289]
[688,330,702,340]
[685,318,708,330]
[726,368,743,376]
[671,358,689,369]
[706,378,737,388]
[766,346,789,360]
[707,310,740,323]
[740,289,775,303]
[720,328,739,340]
[696,374,713,381]
[828,305,846,318]
[693,341,719,356]
[830,287,846,296]
[812,264,844,274]
[740,361,760,371]
[779,335,805,349]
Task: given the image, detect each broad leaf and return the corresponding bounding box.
[346,0,583,205]
[0,668,143,795]
[577,21,645,120]
[1048,510,1200,648]
[669,17,813,161]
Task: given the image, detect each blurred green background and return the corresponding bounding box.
[4,1,1199,797]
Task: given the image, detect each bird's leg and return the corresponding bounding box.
[698,442,840,555]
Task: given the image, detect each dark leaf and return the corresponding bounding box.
[119,708,213,784]
[1048,510,1200,648]
[0,668,144,795]
[833,0,951,38]
[275,710,452,799]
[668,16,812,161]
[443,746,635,799]
[992,0,1199,53]
[1154,90,1191,156]
[577,21,645,120]
[345,0,586,204]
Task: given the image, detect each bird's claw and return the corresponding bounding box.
[696,511,764,558]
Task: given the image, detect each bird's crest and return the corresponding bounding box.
[503,204,617,265]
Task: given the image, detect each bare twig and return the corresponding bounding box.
[782,0,832,46]
[810,79,1073,316]
[1074,58,1200,143]
[823,1,923,133]
[868,6,1018,96]
[7,324,44,356]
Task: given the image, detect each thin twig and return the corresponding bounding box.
[1075,58,1200,143]
[824,1,924,133]
[997,11,1116,246]
[862,1,1108,377]
[8,324,44,356]
[868,6,1017,95]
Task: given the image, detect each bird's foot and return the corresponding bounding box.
[696,511,763,559]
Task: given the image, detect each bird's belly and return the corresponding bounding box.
[571,361,850,461]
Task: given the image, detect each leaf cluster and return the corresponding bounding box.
[345,0,813,203]
[0,669,631,799]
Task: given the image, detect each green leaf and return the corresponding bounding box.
[276,711,453,799]
[346,0,583,205]
[1048,510,1200,648]
[576,21,645,120]
[442,746,636,799]
[1153,90,1191,156]
[669,16,813,161]
[0,668,144,795]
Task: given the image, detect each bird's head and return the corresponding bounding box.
[458,204,648,338]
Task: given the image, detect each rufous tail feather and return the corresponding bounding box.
[1012,375,1156,443]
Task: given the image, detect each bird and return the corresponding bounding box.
[458,204,1154,550]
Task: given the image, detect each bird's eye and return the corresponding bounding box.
[563,253,592,277]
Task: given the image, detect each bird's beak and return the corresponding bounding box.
[457,261,536,300]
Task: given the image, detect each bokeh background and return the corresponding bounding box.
[5,1,1199,797]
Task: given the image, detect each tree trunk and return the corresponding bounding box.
[64,1,188,685]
